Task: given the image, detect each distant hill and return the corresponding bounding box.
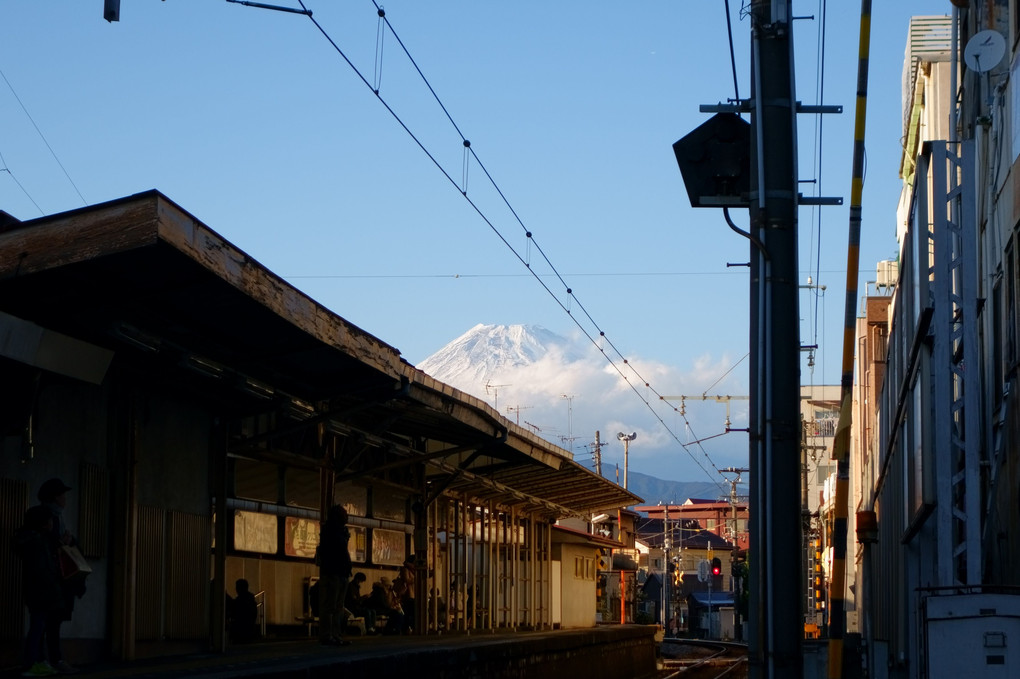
[620,470,733,510]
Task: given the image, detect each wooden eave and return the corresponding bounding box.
[0,190,639,518]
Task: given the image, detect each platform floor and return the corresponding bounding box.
[3,625,659,679]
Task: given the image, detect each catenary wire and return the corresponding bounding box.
[0,167,43,215]
[0,68,87,207]
[289,0,734,488]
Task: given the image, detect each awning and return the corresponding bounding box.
[0,191,643,519]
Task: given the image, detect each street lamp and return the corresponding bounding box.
[617,432,636,489]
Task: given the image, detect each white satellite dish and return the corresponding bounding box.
[964,30,1005,73]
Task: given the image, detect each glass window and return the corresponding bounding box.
[333,483,367,518]
[235,459,278,503]
[373,492,407,522]
[285,467,319,510]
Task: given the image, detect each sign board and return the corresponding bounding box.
[698,559,710,583]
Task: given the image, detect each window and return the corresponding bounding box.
[285,467,318,509]
[372,492,407,522]
[235,459,278,503]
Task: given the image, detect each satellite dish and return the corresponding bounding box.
[964,30,1005,73]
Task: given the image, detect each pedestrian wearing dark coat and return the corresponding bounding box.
[14,504,63,676]
[36,478,84,674]
[316,505,353,646]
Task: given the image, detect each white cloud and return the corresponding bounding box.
[431,328,749,483]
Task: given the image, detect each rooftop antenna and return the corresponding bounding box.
[505,404,532,425]
[484,381,511,410]
[560,393,575,441]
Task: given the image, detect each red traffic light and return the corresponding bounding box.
[711,557,722,576]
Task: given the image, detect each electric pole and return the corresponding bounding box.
[747,2,802,676]
[592,430,607,476]
[671,1,840,671]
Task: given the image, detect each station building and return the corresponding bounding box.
[0,191,640,664]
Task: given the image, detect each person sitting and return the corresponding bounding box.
[226,578,258,643]
[367,578,404,635]
[344,572,375,633]
[428,587,447,630]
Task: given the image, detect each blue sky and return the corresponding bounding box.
[1,1,940,484]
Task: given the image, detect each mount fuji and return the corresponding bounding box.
[417,323,581,393]
[415,323,742,505]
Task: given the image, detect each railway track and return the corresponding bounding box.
[657,638,748,679]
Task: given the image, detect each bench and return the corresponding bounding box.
[295,614,366,637]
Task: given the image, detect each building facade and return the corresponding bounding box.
[849,7,1020,679]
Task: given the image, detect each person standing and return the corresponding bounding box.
[226,579,259,643]
[37,478,82,675]
[13,505,63,677]
[393,560,415,634]
[315,505,352,646]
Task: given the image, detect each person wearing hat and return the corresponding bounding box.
[35,478,83,675]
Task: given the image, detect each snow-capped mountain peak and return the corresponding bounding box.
[417,323,575,398]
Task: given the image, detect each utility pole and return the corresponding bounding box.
[592,430,607,476]
[723,466,749,640]
[721,467,749,543]
[747,2,802,677]
[662,503,670,629]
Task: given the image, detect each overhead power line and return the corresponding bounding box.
[234,0,749,489]
[0,68,88,209]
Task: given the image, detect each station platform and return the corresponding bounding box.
[3,625,658,679]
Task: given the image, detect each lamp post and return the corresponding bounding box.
[616,432,636,489]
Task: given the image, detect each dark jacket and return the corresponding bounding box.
[13,524,63,612]
[316,523,352,578]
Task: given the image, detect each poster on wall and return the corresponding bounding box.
[350,526,367,563]
[372,528,406,566]
[285,517,320,558]
[234,510,277,555]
